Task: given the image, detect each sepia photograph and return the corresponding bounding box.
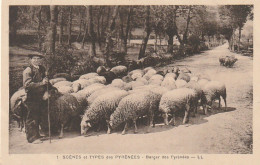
[6,3,254,156]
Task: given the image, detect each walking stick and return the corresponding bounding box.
[46,62,51,143]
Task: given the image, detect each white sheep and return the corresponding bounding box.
[79,73,98,80]
[175,79,187,88]
[128,69,144,80]
[109,91,161,135]
[110,65,128,78]
[143,69,157,80]
[202,80,227,114]
[177,71,190,82]
[198,79,209,88]
[56,86,73,94]
[87,87,121,106]
[165,73,178,80]
[50,78,67,85]
[143,67,155,74]
[161,77,177,90]
[81,90,129,135]
[136,77,149,85]
[159,88,197,126]
[53,81,72,88]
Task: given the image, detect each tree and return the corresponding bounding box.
[87,6,96,57]
[138,6,151,59]
[67,6,73,46]
[9,6,19,41]
[104,6,120,65]
[46,5,58,54]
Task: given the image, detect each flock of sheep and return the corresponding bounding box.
[10,64,228,139]
[219,55,238,67]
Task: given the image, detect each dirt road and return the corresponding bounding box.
[9,43,253,154]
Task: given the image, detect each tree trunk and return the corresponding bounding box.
[76,8,83,42]
[59,7,64,44]
[167,33,174,53]
[183,6,192,44]
[154,33,157,52]
[238,26,242,52]
[48,6,58,55]
[81,8,88,48]
[37,6,43,49]
[105,6,120,66]
[138,6,151,59]
[88,6,96,57]
[67,7,73,46]
[123,7,132,54]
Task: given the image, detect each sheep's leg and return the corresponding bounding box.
[106,120,111,134]
[146,113,154,133]
[218,96,221,109]
[223,97,227,111]
[133,119,138,134]
[59,124,64,139]
[121,122,128,135]
[168,114,176,126]
[203,104,207,115]
[163,113,169,125]
[183,104,190,124]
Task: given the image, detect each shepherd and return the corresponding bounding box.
[23,52,50,143]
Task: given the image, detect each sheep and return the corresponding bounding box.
[79,73,98,80]
[122,75,133,83]
[198,79,209,88]
[143,67,155,74]
[88,76,106,84]
[202,80,227,114]
[184,80,207,115]
[87,87,121,106]
[110,65,128,78]
[96,66,108,75]
[181,67,191,74]
[44,89,83,138]
[81,90,129,135]
[136,77,149,85]
[161,77,177,90]
[149,74,164,82]
[219,56,226,66]
[53,81,72,88]
[73,79,91,89]
[50,78,67,85]
[53,73,71,81]
[197,73,211,81]
[219,55,238,67]
[159,88,197,126]
[177,71,190,82]
[109,79,126,89]
[128,69,144,80]
[143,69,157,80]
[72,83,81,93]
[175,79,187,88]
[165,73,178,80]
[131,80,147,89]
[56,86,73,94]
[98,71,117,84]
[109,91,161,135]
[73,83,105,107]
[10,88,27,131]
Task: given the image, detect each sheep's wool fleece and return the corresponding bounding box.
[161,77,177,90]
[198,79,209,88]
[177,72,190,82]
[202,81,226,100]
[87,87,121,105]
[175,79,187,88]
[165,73,177,80]
[79,73,98,80]
[77,83,105,99]
[184,80,203,98]
[110,91,160,129]
[50,94,81,129]
[159,88,196,113]
[143,67,155,74]
[50,78,66,85]
[57,86,73,94]
[110,65,127,76]
[83,90,129,124]
[53,81,72,88]
[10,89,26,111]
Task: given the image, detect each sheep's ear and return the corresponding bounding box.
[87,122,91,127]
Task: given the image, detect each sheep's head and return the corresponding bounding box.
[80,116,92,135]
[42,87,60,101]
